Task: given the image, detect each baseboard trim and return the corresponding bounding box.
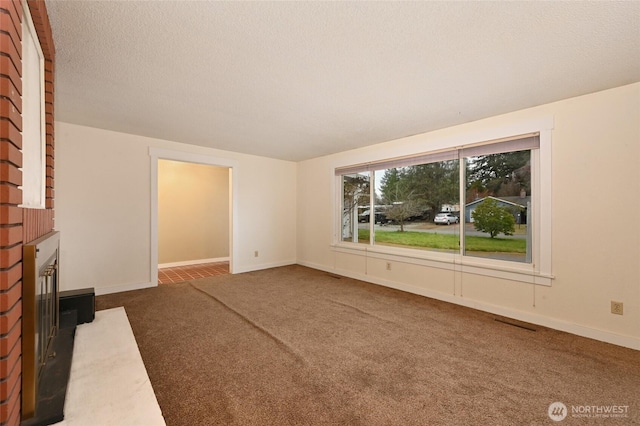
[233,259,296,274]
[297,260,640,351]
[158,257,229,268]
[94,259,294,295]
[94,281,157,296]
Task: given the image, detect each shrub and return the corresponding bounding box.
[472,198,515,238]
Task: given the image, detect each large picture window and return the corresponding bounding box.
[335,131,551,283]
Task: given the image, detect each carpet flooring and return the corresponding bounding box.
[96,265,640,425]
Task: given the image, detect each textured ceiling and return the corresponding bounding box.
[45,1,640,161]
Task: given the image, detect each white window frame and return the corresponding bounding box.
[333,117,553,286]
[19,0,47,209]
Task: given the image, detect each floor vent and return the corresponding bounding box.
[494,318,537,332]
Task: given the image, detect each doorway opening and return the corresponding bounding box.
[157,159,230,283]
[150,148,238,286]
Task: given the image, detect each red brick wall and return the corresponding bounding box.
[0,1,54,424]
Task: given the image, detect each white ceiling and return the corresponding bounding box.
[45,1,640,162]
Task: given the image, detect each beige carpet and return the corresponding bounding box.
[96,265,639,425]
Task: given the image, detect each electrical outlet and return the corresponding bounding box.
[386,262,392,271]
[611,301,624,315]
[254,251,259,258]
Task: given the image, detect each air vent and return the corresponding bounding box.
[494,318,537,332]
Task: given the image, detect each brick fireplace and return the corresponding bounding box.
[0,1,56,425]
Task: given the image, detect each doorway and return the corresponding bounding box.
[150,148,238,286]
[157,159,229,283]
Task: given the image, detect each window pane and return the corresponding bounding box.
[20,3,46,208]
[374,160,460,253]
[464,150,531,262]
[341,173,370,244]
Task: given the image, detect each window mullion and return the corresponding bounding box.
[459,153,466,256]
[369,171,375,245]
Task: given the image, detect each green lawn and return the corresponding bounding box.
[358,229,526,253]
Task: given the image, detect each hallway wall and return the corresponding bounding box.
[158,160,229,264]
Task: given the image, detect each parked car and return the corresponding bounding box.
[434,212,459,225]
[359,209,388,224]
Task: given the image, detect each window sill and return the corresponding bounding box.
[331,242,553,286]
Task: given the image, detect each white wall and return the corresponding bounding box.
[297,83,640,350]
[56,122,297,294]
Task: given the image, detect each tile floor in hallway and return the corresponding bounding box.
[158,261,229,284]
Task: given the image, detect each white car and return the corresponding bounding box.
[434,212,459,225]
